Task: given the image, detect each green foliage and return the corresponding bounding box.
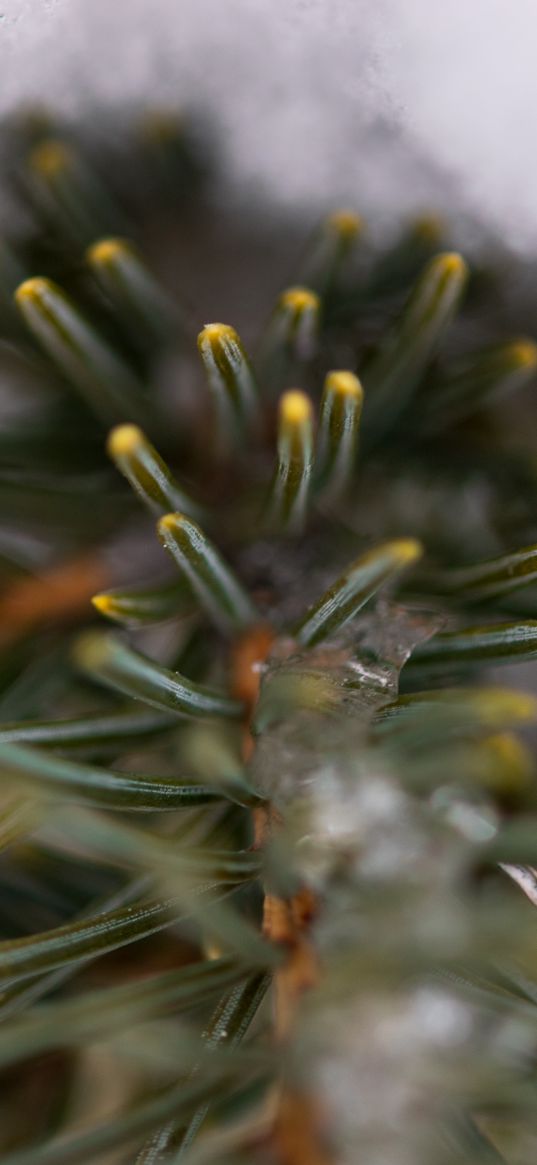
[0,112,537,1165]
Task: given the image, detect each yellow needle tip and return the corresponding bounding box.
[91,593,114,616]
[30,139,73,177]
[436,252,467,277]
[484,732,533,788]
[157,511,186,536]
[279,287,320,313]
[87,238,133,266]
[327,210,363,239]
[71,630,111,671]
[280,390,313,426]
[390,538,423,566]
[480,689,537,725]
[107,424,144,460]
[325,370,364,399]
[198,322,238,349]
[413,214,443,243]
[14,276,53,306]
[509,339,537,368]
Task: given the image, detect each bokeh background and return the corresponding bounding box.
[0,1,536,249]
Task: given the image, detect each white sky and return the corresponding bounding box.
[0,1,536,250]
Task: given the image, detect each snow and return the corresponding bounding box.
[0,1,536,249]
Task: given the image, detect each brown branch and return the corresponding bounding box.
[0,554,107,647]
[231,623,332,1165]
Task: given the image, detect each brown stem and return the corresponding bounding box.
[231,624,332,1165]
[0,554,107,647]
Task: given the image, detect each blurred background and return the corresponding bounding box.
[0,0,536,250]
